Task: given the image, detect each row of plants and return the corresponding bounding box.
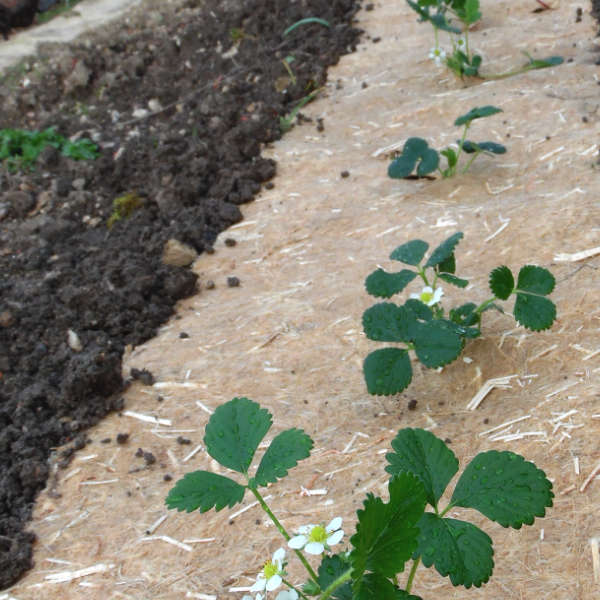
[164,4,560,598]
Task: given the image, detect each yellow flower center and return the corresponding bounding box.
[420,291,434,303]
[309,525,327,544]
[263,560,278,579]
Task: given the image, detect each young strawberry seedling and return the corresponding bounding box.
[362,232,556,396]
[166,397,553,599]
[407,0,563,79]
[388,105,506,179]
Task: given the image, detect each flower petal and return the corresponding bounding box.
[250,577,267,592]
[304,541,325,555]
[327,529,344,546]
[297,525,311,534]
[423,286,433,294]
[288,535,307,549]
[266,574,282,591]
[326,517,342,532]
[276,591,299,600]
[272,547,286,565]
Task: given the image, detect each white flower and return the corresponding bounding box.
[288,517,344,555]
[410,286,444,306]
[250,548,286,593]
[454,35,467,51]
[275,591,299,600]
[428,46,447,66]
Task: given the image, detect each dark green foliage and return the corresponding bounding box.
[390,240,429,265]
[489,265,514,300]
[363,347,412,395]
[366,269,418,298]
[388,138,440,178]
[165,471,245,512]
[454,106,502,126]
[425,232,463,268]
[460,140,507,154]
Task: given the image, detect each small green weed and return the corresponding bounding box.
[388,105,505,179]
[0,127,98,171]
[362,232,556,396]
[107,192,143,228]
[166,397,553,599]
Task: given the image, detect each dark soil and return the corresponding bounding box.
[0,0,362,588]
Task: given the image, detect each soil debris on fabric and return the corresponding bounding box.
[0,0,362,588]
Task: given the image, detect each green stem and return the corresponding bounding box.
[318,567,352,600]
[405,558,421,593]
[417,266,430,287]
[464,29,470,61]
[474,296,498,315]
[439,502,454,518]
[249,487,320,585]
[461,149,480,174]
[454,122,470,175]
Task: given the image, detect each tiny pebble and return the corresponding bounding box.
[224,237,237,247]
[205,280,215,289]
[163,474,173,482]
[407,399,417,411]
[177,436,192,445]
[179,332,190,339]
[227,276,240,287]
[340,170,350,178]
[100,438,111,444]
[116,433,129,444]
[265,181,275,190]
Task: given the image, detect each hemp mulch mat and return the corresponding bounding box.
[7,1,600,598]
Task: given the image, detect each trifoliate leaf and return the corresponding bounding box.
[454,106,502,127]
[350,472,426,587]
[489,265,514,300]
[460,140,506,154]
[438,272,469,288]
[451,450,554,528]
[362,303,414,342]
[415,513,493,588]
[318,555,352,600]
[363,348,412,396]
[390,239,429,265]
[365,268,418,298]
[516,265,555,295]
[165,471,245,513]
[462,0,481,24]
[513,294,556,331]
[203,397,271,474]
[253,428,313,487]
[406,0,461,33]
[388,138,439,179]
[424,232,464,268]
[386,428,458,508]
[413,320,463,368]
[354,572,422,600]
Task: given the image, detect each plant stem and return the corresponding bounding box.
[452,122,470,176]
[417,266,430,287]
[461,149,480,174]
[249,487,320,585]
[318,567,352,600]
[474,296,497,315]
[405,557,421,593]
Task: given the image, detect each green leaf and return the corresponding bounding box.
[449,302,480,327]
[388,137,439,179]
[363,348,412,396]
[318,555,352,600]
[436,252,456,274]
[489,265,514,300]
[404,299,433,322]
[462,0,481,24]
[413,320,463,368]
[283,17,330,37]
[165,471,245,513]
[437,272,468,288]
[460,140,506,154]
[415,513,493,588]
[416,148,440,176]
[365,268,418,298]
[203,397,272,473]
[425,232,463,268]
[516,265,555,295]
[354,572,422,600]
[525,53,564,69]
[390,239,429,265]
[440,147,457,169]
[454,106,503,127]
[429,13,462,33]
[443,319,480,339]
[513,293,556,331]
[362,303,413,343]
[350,472,426,587]
[451,450,554,528]
[386,428,458,508]
[253,428,313,487]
